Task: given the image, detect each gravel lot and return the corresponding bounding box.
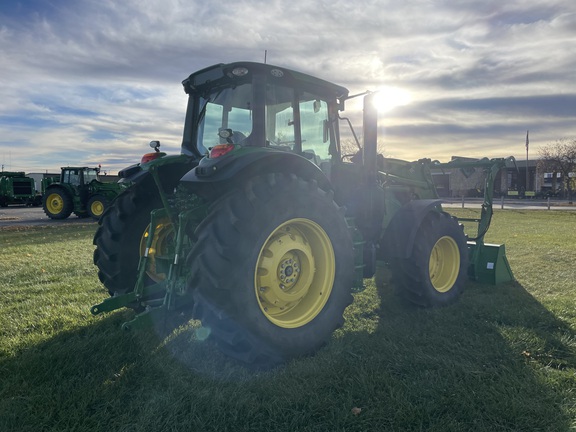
[0,205,98,229]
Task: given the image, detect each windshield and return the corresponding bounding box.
[266,85,332,162]
[184,69,336,164]
[84,169,99,183]
[196,83,254,155]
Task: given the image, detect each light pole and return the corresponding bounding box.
[525,130,529,192]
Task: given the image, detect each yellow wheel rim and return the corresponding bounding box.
[255,218,335,328]
[90,200,104,216]
[429,236,460,293]
[139,217,174,282]
[46,193,64,214]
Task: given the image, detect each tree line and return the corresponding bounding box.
[539,138,576,203]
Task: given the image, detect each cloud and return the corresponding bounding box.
[0,0,575,173]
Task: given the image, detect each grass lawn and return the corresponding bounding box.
[1,210,575,432]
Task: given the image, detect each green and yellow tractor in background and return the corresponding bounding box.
[91,62,514,367]
[42,166,125,220]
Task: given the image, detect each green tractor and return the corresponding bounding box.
[92,62,513,367]
[42,166,125,220]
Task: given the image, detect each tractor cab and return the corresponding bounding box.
[181,62,349,172]
[59,167,100,204]
[60,167,99,187]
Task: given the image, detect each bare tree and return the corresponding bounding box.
[340,137,386,161]
[538,138,576,203]
[340,137,361,160]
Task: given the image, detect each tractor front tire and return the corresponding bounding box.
[43,188,73,220]
[93,187,163,296]
[189,173,354,367]
[392,211,468,307]
[87,195,109,220]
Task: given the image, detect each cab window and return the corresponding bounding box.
[63,169,80,186]
[196,84,254,154]
[266,84,295,150]
[299,94,330,162]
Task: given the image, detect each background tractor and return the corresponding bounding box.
[92,62,513,367]
[42,166,125,220]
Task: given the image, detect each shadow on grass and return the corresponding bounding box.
[1,281,574,432]
[330,279,576,431]
[0,307,294,432]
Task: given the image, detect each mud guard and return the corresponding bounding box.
[180,151,331,192]
[381,199,443,260]
[117,154,198,193]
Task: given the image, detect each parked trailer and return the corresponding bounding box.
[0,171,41,207]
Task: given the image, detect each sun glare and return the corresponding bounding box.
[373,87,412,113]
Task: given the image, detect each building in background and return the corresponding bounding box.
[432,157,570,199]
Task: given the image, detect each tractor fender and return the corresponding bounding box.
[381,199,443,260]
[117,154,198,193]
[117,163,145,184]
[180,151,331,192]
[44,184,72,197]
[89,189,118,202]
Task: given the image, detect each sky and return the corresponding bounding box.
[1,0,575,174]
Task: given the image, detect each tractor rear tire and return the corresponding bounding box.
[392,211,468,307]
[93,187,164,296]
[43,188,73,219]
[87,195,108,220]
[189,173,354,367]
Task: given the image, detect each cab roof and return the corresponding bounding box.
[182,61,349,101]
